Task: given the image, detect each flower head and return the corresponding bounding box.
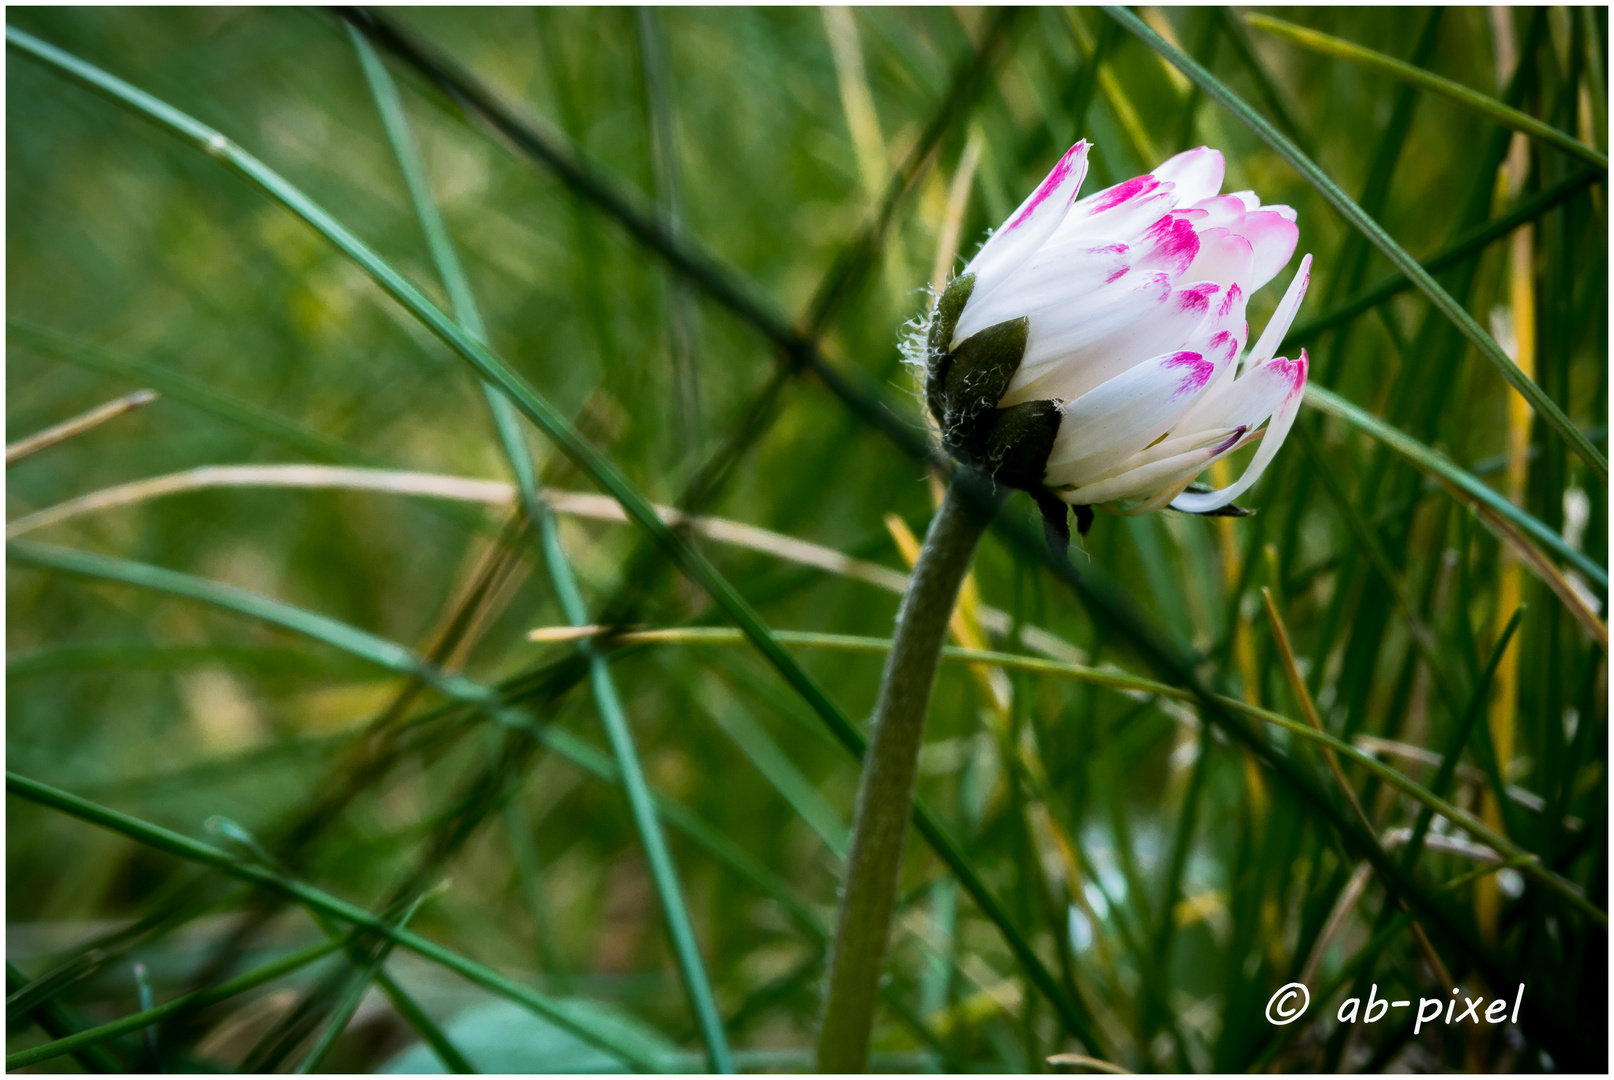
[924,142,1311,541]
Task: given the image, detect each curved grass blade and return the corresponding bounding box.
[353,29,734,1068]
[7,540,500,710]
[3,28,1095,1048]
[1245,13,1607,170]
[1305,384,1606,589]
[5,771,669,1072]
[1104,5,1607,483]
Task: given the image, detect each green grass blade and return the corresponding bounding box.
[4,770,671,1073]
[1213,6,1312,155]
[1245,13,1607,170]
[1305,384,1606,589]
[7,961,125,1072]
[1104,5,1608,483]
[6,539,498,706]
[373,968,475,1074]
[694,675,851,859]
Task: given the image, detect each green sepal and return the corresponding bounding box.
[977,399,1060,491]
[927,273,975,361]
[936,315,1029,452]
[925,273,975,425]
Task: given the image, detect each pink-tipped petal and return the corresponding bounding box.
[1002,279,1220,405]
[1181,227,1256,291]
[1070,173,1160,219]
[964,141,1090,294]
[1247,253,1312,365]
[1236,210,1300,292]
[1134,214,1202,277]
[1152,146,1226,205]
[1169,350,1309,512]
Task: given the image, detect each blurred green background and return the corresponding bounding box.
[6,6,1607,1073]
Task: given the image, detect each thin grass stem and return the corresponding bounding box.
[1245,13,1607,170]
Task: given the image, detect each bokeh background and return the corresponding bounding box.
[6,6,1607,1073]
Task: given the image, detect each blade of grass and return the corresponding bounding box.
[1212,6,1312,155]
[4,770,669,1072]
[6,961,124,1073]
[292,893,432,1073]
[1105,5,1607,483]
[634,6,703,465]
[522,620,1599,921]
[1245,13,1607,170]
[373,966,474,1074]
[6,389,157,466]
[1261,588,1374,836]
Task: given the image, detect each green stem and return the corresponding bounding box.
[816,470,1000,1072]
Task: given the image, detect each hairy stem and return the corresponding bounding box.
[817,469,1002,1071]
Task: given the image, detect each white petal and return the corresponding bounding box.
[1058,435,1241,505]
[963,141,1090,297]
[1011,270,1173,384]
[1169,351,1309,512]
[955,241,1125,343]
[1053,185,1178,247]
[1001,280,1223,406]
[1067,172,1162,220]
[1151,146,1226,205]
[1043,349,1217,485]
[1161,283,1251,431]
[1227,189,1261,211]
[1246,253,1312,366]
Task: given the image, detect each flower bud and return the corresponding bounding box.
[922,141,1314,545]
